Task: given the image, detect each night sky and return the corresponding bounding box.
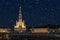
[0,0,60,28]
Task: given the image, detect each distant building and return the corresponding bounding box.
[0,28,10,33]
[30,28,49,33]
[14,6,26,32]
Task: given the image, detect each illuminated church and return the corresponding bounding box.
[14,6,26,32]
[14,6,49,33]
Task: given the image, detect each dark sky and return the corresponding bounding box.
[0,0,60,27]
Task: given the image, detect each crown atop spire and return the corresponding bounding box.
[19,6,22,11]
[19,6,21,9]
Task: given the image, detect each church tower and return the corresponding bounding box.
[14,6,26,32]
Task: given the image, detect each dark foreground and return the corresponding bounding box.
[0,33,60,40]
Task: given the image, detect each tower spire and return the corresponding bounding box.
[19,6,22,21]
[14,6,26,32]
[19,6,22,15]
